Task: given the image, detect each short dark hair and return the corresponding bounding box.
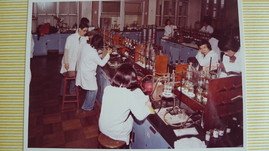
[111,63,138,90]
[88,34,103,50]
[197,39,212,50]
[80,17,89,25]
[79,22,89,29]
[218,38,240,52]
[165,19,171,25]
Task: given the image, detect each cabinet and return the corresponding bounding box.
[161,39,197,64]
[33,35,47,56]
[169,42,180,64]
[46,34,59,51]
[122,31,142,42]
[32,33,71,56]
[59,34,70,54]
[180,45,197,63]
[131,119,171,149]
[96,67,111,104]
[155,30,164,45]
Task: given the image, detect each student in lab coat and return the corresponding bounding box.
[200,18,214,34]
[163,19,176,38]
[60,23,89,94]
[99,63,154,145]
[195,39,219,71]
[60,22,89,75]
[76,33,111,111]
[218,38,242,77]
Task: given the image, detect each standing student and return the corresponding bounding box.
[60,23,89,75]
[195,40,219,71]
[76,33,111,111]
[99,63,154,146]
[60,22,89,93]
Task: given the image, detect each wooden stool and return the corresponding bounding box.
[98,133,126,149]
[62,73,79,111]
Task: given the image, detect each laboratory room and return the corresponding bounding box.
[28,0,243,149]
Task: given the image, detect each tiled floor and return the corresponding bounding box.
[28,54,100,148]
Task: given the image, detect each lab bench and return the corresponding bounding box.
[96,27,243,149]
[96,59,243,149]
[160,39,198,64]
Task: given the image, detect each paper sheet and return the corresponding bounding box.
[173,127,198,137]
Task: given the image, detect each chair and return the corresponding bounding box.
[155,54,169,76]
[61,72,79,111]
[98,133,126,149]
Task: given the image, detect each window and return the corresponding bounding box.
[59,2,79,29]
[36,2,57,26]
[101,1,121,29]
[124,1,143,27]
[155,0,188,27]
[32,2,79,33]
[201,0,226,29]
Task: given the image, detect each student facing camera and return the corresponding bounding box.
[195,39,219,71]
[99,63,154,146]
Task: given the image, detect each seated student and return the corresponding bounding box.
[195,40,219,71]
[218,38,242,77]
[163,19,177,38]
[99,63,154,145]
[76,33,111,111]
[200,17,214,34]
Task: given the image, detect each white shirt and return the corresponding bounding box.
[60,32,87,73]
[75,44,110,90]
[222,50,242,73]
[196,50,218,70]
[164,25,175,37]
[209,37,221,60]
[99,86,151,144]
[200,25,214,34]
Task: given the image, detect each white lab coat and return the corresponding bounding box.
[164,25,175,37]
[209,37,221,60]
[200,25,214,34]
[99,86,151,144]
[222,50,242,73]
[196,50,218,69]
[75,44,110,90]
[60,32,87,74]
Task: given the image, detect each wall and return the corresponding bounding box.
[187,0,202,28]
[148,0,157,25]
[80,1,92,25]
[223,0,239,29]
[92,1,99,27]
